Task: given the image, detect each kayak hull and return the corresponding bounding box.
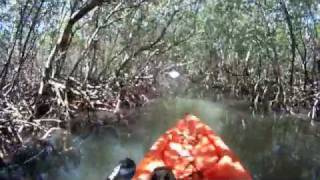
[133,114,252,180]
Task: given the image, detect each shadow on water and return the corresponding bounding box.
[48,98,320,179]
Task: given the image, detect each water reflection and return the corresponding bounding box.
[57,98,320,180]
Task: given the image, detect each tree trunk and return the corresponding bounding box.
[297,30,308,90]
[280,0,296,87]
[39,0,107,96]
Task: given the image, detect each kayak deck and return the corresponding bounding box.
[133,114,252,180]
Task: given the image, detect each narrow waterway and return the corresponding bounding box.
[54,97,320,180]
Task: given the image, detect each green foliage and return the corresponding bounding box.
[0,0,319,87]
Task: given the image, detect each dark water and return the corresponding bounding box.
[55,97,320,180]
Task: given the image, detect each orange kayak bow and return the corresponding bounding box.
[133,114,252,180]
